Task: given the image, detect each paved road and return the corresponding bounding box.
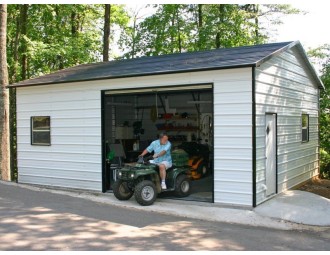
[0,184,329,251]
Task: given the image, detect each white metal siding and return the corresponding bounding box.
[255,46,320,205]
[16,68,253,206]
[213,74,253,206]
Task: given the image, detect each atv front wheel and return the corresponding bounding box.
[134,180,157,206]
[113,180,134,200]
[174,175,191,197]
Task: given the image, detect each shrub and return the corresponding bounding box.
[320,149,330,179]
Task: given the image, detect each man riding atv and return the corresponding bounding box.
[112,136,191,205]
[139,132,171,190]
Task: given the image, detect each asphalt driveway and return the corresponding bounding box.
[0,183,329,251]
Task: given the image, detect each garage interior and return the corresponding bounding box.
[102,85,213,202]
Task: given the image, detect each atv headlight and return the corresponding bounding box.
[118,171,122,177]
[130,173,135,178]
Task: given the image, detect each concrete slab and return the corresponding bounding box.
[255,190,330,226]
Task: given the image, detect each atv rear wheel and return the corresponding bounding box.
[197,163,209,177]
[113,180,134,200]
[134,180,157,206]
[174,175,191,197]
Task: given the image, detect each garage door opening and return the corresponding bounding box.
[101,84,214,203]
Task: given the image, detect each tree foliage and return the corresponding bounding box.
[119,4,300,58]
[7,4,129,83]
[309,45,330,179]
[7,4,300,78]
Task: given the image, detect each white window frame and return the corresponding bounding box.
[31,116,51,146]
[301,113,309,143]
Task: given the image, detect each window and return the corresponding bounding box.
[31,116,51,145]
[301,114,309,142]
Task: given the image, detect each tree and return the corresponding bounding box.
[243,4,301,44]
[118,5,149,59]
[0,4,10,181]
[103,4,111,61]
[318,48,330,179]
[119,4,301,58]
[309,45,330,179]
[125,4,197,56]
[20,4,28,79]
[102,4,129,59]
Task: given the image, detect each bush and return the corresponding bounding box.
[320,149,330,179]
[318,48,330,179]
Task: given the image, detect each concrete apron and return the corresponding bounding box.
[254,190,330,227]
[1,181,329,230]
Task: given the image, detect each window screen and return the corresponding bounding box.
[31,116,51,145]
[301,114,309,142]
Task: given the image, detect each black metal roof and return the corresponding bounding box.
[8,41,324,89]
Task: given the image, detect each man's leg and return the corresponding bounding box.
[159,164,167,189]
[159,164,166,180]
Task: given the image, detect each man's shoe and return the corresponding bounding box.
[161,182,167,190]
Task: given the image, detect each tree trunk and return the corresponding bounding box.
[254,4,260,44]
[103,4,111,62]
[216,4,225,49]
[20,4,28,80]
[71,11,78,36]
[197,4,203,50]
[198,4,203,27]
[176,9,182,53]
[9,5,20,83]
[0,4,10,181]
[170,11,175,54]
[131,16,137,59]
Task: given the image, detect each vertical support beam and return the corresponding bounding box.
[252,67,257,207]
[101,91,106,193]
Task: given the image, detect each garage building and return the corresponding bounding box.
[9,41,324,207]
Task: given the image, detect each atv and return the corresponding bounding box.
[112,156,191,206]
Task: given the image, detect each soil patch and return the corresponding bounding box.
[297,177,330,199]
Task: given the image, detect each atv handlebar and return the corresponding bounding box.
[137,155,154,164]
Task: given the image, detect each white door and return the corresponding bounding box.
[265,113,277,196]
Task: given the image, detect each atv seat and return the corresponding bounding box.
[155,165,174,173]
[166,166,174,172]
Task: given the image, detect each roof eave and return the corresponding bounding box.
[255,40,325,90]
[7,63,255,88]
[294,42,325,90]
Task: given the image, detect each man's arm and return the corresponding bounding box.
[140,149,149,157]
[154,142,171,158]
[139,141,154,157]
[153,150,166,158]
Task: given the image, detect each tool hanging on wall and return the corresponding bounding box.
[150,105,157,122]
[164,96,176,114]
[156,92,158,117]
[150,92,158,122]
[200,113,212,144]
[133,108,145,135]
